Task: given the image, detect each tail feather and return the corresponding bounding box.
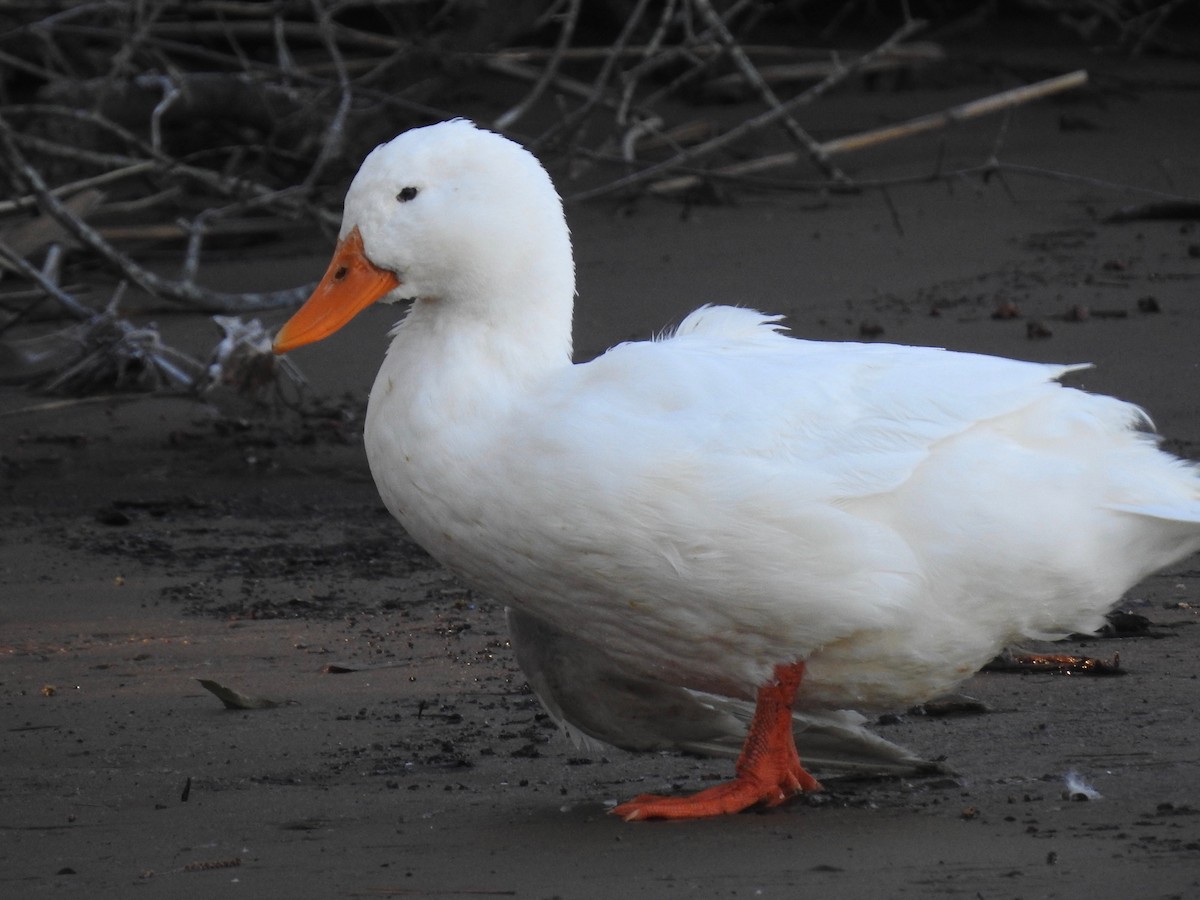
[1108,502,1200,525]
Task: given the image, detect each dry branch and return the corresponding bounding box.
[692,0,844,181]
[0,234,92,324]
[646,69,1089,196]
[0,1,1161,398]
[701,42,945,98]
[0,114,315,315]
[570,17,928,202]
[818,69,1089,157]
[493,0,582,131]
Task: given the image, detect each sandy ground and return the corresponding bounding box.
[4,35,1200,900]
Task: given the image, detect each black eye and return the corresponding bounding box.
[396,186,419,203]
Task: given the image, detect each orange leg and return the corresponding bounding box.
[611,661,821,821]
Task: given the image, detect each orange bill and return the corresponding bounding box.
[273,226,400,354]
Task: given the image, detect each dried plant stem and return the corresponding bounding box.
[817,69,1089,157]
[5,105,340,228]
[615,0,680,126]
[494,0,581,131]
[692,0,846,182]
[0,114,313,314]
[623,0,760,122]
[483,58,609,108]
[490,42,883,65]
[0,161,157,215]
[532,0,655,150]
[647,68,1088,196]
[569,17,927,202]
[0,0,1148,398]
[301,0,353,192]
[702,43,944,94]
[0,237,93,327]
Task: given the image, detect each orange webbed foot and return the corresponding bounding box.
[611,661,821,821]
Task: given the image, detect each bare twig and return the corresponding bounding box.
[0,236,93,327]
[0,0,1154,404]
[491,41,947,66]
[484,57,609,108]
[144,72,182,154]
[493,0,581,132]
[1127,0,1189,56]
[0,161,157,215]
[621,0,760,122]
[817,69,1089,157]
[615,0,681,127]
[569,18,928,202]
[301,0,353,192]
[645,68,1088,195]
[0,113,314,314]
[692,0,846,182]
[701,43,945,96]
[4,105,341,228]
[532,0,655,150]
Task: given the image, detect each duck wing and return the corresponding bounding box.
[507,608,940,776]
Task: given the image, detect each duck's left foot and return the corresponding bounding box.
[611,661,821,821]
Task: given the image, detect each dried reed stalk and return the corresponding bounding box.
[0,1,1157,397]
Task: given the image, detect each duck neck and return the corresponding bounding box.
[385,273,575,414]
[396,214,576,382]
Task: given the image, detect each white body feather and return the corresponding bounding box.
[346,121,1200,717]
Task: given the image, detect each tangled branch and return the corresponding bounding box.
[0,0,1177,396]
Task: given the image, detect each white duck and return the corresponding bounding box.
[274,119,1200,820]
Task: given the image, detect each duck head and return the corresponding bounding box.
[273,119,574,355]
